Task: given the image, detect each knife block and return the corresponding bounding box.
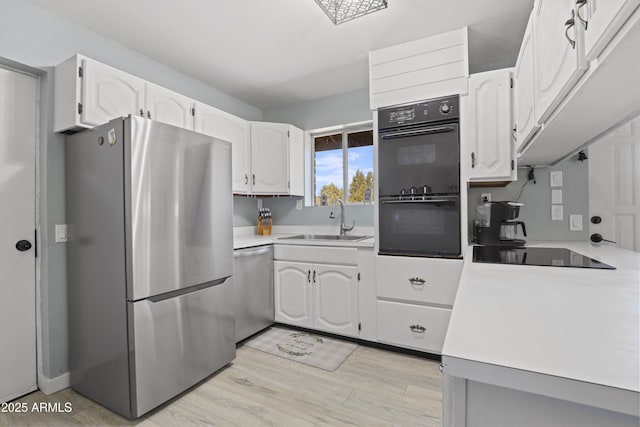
[256,216,272,236]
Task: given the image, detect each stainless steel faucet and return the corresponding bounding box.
[329,199,355,236]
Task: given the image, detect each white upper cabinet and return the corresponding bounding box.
[465,69,516,182]
[513,12,540,153]
[533,0,588,124]
[250,122,304,195]
[81,58,145,127]
[145,83,194,130]
[194,103,251,194]
[580,0,640,60]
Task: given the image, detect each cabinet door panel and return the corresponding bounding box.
[274,261,313,328]
[314,264,359,337]
[514,13,540,152]
[195,103,251,194]
[82,59,144,127]
[533,0,588,123]
[146,84,194,130]
[466,69,513,181]
[251,123,289,194]
[583,0,640,60]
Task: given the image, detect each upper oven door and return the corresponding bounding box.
[378,123,459,196]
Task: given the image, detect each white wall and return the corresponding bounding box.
[0,0,263,380]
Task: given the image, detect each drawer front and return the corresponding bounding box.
[376,300,451,354]
[274,244,357,265]
[376,256,462,306]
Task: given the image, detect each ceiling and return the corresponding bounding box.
[31,0,534,110]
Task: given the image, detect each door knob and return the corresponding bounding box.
[590,216,602,224]
[15,240,32,252]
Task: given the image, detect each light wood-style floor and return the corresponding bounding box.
[2,341,443,426]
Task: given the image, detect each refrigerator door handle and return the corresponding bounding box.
[146,277,229,303]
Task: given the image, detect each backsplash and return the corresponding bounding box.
[233,196,258,226]
[467,157,589,242]
[263,197,374,226]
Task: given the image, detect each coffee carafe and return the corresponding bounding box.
[474,201,527,247]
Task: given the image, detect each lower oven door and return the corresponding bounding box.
[379,196,461,257]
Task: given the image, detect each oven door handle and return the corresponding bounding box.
[381,198,457,204]
[380,126,455,140]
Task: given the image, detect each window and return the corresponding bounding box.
[312,125,374,206]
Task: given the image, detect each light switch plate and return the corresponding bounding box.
[480,193,492,202]
[550,171,563,187]
[569,214,583,231]
[551,205,563,221]
[55,224,68,243]
[551,189,563,204]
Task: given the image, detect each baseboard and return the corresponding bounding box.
[38,371,70,395]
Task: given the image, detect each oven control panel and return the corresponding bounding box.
[378,95,459,129]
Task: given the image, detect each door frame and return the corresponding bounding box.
[1,57,43,396]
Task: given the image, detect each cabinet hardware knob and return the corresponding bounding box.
[576,0,588,30]
[409,277,426,286]
[245,174,248,185]
[139,109,144,117]
[565,10,577,49]
[308,270,311,283]
[471,152,476,168]
[312,270,316,283]
[409,324,426,333]
[252,174,256,185]
[147,110,152,119]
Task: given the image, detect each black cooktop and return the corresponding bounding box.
[472,246,616,270]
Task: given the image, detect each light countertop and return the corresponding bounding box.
[443,241,640,396]
[233,226,375,250]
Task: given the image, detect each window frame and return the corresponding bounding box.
[306,121,374,207]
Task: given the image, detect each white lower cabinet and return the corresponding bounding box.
[274,260,359,337]
[377,301,451,354]
[375,255,462,354]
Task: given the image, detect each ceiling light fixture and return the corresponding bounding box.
[314,0,388,25]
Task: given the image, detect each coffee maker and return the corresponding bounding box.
[474,201,527,246]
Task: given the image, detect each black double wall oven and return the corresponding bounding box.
[378,96,461,257]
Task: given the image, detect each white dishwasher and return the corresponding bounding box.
[233,245,275,342]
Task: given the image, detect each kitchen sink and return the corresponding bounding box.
[278,234,371,242]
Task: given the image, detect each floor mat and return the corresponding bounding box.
[243,327,358,372]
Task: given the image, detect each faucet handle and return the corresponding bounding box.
[342,220,355,232]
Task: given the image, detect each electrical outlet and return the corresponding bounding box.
[569,214,583,231]
[257,198,263,209]
[551,205,563,221]
[480,193,492,202]
[55,224,68,243]
[296,199,303,210]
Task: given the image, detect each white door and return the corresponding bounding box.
[582,0,640,60]
[588,117,640,251]
[251,122,289,194]
[533,0,588,123]
[514,12,539,153]
[313,264,359,337]
[82,58,145,126]
[0,67,37,402]
[145,83,194,129]
[194,103,251,194]
[466,69,514,181]
[274,261,313,328]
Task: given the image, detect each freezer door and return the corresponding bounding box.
[126,117,233,300]
[130,277,235,417]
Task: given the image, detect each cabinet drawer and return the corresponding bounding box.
[376,256,462,306]
[376,301,451,354]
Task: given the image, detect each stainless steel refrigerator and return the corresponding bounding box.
[66,116,235,419]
